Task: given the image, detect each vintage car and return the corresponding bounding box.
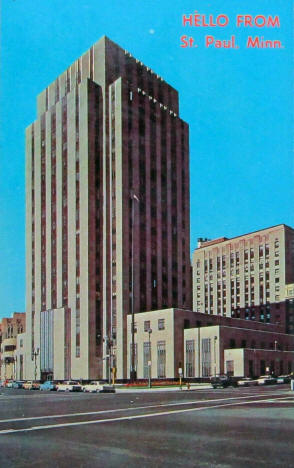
[23,381,40,390]
[237,378,258,387]
[82,381,104,393]
[256,375,277,385]
[39,381,58,391]
[11,381,25,389]
[210,375,238,389]
[276,375,291,384]
[56,381,82,392]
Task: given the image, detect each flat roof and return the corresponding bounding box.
[195,223,293,250]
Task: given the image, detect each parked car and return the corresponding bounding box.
[82,381,104,393]
[2,379,13,388]
[23,381,40,390]
[237,378,258,387]
[12,381,25,389]
[39,381,57,391]
[276,375,291,384]
[56,381,82,392]
[257,375,277,385]
[210,375,238,389]
[6,380,15,388]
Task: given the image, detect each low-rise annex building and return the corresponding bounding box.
[127,308,294,380]
[184,325,294,379]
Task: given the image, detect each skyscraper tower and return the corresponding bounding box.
[25,36,191,380]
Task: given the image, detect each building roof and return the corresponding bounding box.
[195,223,293,251]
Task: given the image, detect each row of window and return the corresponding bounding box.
[186,337,292,378]
[142,319,165,332]
[131,340,167,379]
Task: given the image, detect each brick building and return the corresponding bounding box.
[192,224,294,332]
[0,313,25,380]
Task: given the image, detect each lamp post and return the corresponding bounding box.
[103,336,113,384]
[148,328,152,388]
[214,336,218,377]
[32,348,39,382]
[130,191,139,382]
[13,356,17,381]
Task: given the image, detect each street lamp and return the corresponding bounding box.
[130,191,139,382]
[13,355,17,381]
[32,348,39,382]
[214,336,218,377]
[103,336,113,384]
[148,328,152,388]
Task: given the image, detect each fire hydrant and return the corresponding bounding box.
[187,382,191,390]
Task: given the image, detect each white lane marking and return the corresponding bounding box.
[0,392,286,424]
[0,395,290,435]
[259,396,294,404]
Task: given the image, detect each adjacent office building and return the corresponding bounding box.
[25,36,191,381]
[192,224,294,330]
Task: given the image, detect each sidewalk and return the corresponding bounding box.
[114,383,212,393]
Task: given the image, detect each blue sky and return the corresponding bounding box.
[0,0,293,318]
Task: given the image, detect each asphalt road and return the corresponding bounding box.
[0,385,293,468]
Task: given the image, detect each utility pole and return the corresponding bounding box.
[103,336,113,384]
[214,336,217,377]
[148,328,152,388]
[32,348,39,382]
[130,191,139,382]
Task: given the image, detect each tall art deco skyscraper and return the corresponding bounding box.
[25,36,191,380]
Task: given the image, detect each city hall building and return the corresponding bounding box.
[25,36,191,381]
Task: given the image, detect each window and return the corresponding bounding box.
[201,338,211,377]
[158,319,165,330]
[229,339,236,348]
[4,345,16,352]
[157,341,166,378]
[186,340,195,377]
[130,343,138,373]
[143,342,151,379]
[144,321,151,332]
[226,360,234,376]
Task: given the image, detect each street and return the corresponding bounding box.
[0,385,293,467]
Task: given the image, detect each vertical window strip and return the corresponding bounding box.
[51,111,57,308]
[62,97,68,305]
[41,114,46,311]
[75,88,80,357]
[31,124,35,355]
